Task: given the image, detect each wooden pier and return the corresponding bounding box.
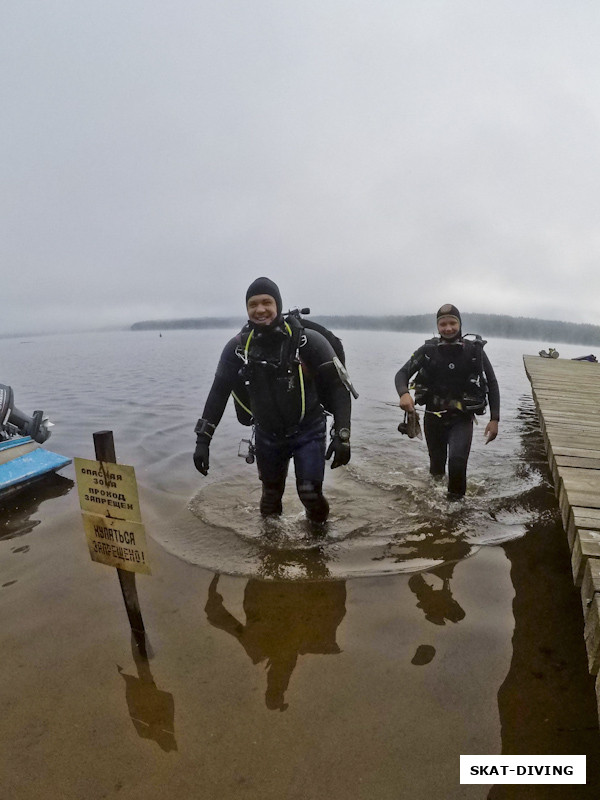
[524,355,600,720]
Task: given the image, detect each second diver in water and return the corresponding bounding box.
[394,304,500,499]
[193,277,352,523]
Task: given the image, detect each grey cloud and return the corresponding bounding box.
[2,1,600,334]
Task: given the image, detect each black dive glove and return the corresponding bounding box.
[193,419,215,476]
[193,439,210,475]
[325,428,351,469]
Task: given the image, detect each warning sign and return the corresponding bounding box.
[74,458,142,523]
[82,512,151,575]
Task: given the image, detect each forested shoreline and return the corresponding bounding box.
[131,312,600,346]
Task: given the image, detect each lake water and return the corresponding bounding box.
[2,327,591,578]
[4,327,600,796]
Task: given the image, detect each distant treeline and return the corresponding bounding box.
[131,313,600,346]
[131,317,243,331]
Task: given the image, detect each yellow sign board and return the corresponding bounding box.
[74,458,142,523]
[82,512,151,575]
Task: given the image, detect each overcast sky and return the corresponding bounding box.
[2,1,600,335]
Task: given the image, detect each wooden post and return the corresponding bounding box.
[93,430,147,647]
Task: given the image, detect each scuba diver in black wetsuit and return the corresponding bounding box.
[394,304,500,499]
[193,277,352,523]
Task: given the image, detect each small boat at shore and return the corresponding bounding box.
[0,384,71,500]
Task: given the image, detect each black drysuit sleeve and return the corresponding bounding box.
[394,346,427,398]
[483,352,500,421]
[199,337,241,430]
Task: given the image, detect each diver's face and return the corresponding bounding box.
[437,316,461,339]
[247,294,278,326]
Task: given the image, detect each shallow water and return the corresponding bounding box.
[2,328,591,577]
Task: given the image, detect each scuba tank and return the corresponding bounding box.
[0,384,53,443]
[285,308,359,399]
[286,307,346,363]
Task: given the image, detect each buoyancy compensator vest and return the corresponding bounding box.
[231,316,308,431]
[412,334,488,414]
[230,311,355,428]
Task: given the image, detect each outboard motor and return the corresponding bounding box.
[0,384,52,444]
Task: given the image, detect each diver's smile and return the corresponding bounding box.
[247,294,278,326]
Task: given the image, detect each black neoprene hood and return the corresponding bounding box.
[436,303,461,323]
[245,277,282,316]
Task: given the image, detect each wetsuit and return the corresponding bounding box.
[200,319,351,521]
[395,339,500,496]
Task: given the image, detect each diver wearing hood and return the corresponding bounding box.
[394,304,500,499]
[193,277,352,523]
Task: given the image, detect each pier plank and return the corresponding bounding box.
[555,456,600,470]
[550,447,600,458]
[553,456,600,490]
[573,507,600,529]
[584,596,600,675]
[559,467,600,492]
[548,434,600,449]
[559,483,600,521]
[580,558,600,621]
[566,507,600,549]
[572,531,600,586]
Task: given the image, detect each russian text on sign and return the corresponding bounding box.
[81,512,151,575]
[74,458,142,523]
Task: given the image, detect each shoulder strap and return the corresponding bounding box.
[462,334,486,367]
[294,317,346,364]
[282,317,306,422]
[421,337,440,359]
[237,324,251,346]
[283,316,303,359]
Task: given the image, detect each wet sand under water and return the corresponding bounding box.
[1,478,599,800]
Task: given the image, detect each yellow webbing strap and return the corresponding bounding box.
[231,391,252,416]
[244,323,305,423]
[285,322,305,423]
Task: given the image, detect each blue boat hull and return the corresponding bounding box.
[0,436,72,499]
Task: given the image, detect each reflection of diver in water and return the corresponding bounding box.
[256,532,332,581]
[408,562,466,626]
[383,527,473,569]
[205,574,346,711]
[117,634,177,752]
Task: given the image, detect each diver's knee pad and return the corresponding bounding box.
[296,480,329,523]
[260,479,285,516]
